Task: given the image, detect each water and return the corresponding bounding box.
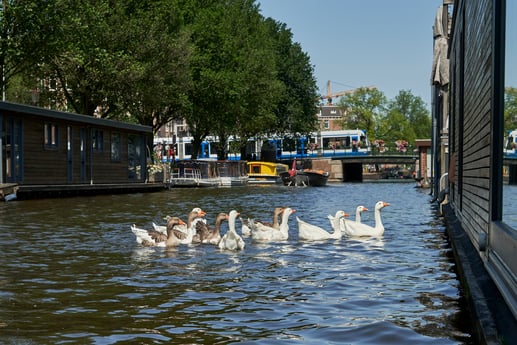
[0,182,474,344]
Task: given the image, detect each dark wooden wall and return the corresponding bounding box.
[448,0,517,319]
[22,114,146,184]
[449,0,493,250]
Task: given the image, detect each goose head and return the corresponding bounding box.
[375,201,390,210]
[166,217,186,233]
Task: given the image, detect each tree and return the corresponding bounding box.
[338,87,387,140]
[183,0,282,160]
[37,0,192,131]
[264,18,319,137]
[505,87,517,132]
[387,90,431,140]
[380,90,431,145]
[110,1,193,132]
[0,1,58,101]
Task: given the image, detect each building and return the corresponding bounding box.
[317,105,346,131]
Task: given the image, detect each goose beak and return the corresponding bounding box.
[383,202,390,207]
[344,212,350,217]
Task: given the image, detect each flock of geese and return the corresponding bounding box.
[131,201,390,251]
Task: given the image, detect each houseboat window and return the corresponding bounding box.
[111,132,121,162]
[44,123,58,149]
[504,0,517,228]
[92,129,104,152]
[127,134,143,180]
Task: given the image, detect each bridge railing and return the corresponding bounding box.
[368,144,417,156]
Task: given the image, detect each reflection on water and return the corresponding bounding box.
[503,184,517,228]
[0,183,474,344]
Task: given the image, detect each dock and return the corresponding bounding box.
[2,183,165,201]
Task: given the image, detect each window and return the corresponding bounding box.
[44,123,58,149]
[111,132,121,161]
[92,129,104,152]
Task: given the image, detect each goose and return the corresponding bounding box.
[218,210,245,250]
[153,207,206,235]
[193,212,228,244]
[131,217,186,247]
[157,208,206,244]
[328,205,368,231]
[343,201,390,238]
[298,210,349,241]
[241,207,284,236]
[251,207,296,242]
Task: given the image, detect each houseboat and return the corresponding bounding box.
[0,101,161,199]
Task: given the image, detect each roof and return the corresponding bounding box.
[0,101,152,133]
[319,105,345,118]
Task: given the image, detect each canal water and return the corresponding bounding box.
[0,182,474,344]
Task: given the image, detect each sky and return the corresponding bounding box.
[257,0,445,109]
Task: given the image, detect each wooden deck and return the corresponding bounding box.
[7,183,165,200]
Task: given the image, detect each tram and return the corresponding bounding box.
[504,129,517,157]
[267,129,370,159]
[153,129,370,161]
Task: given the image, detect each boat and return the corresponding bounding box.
[247,161,289,184]
[280,169,329,186]
[280,159,329,187]
[169,160,221,187]
[217,160,249,186]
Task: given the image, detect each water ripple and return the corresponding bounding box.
[0,183,474,344]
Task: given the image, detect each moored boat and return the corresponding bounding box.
[169,160,221,187]
[280,169,329,187]
[247,161,289,184]
[279,159,329,187]
[217,160,249,186]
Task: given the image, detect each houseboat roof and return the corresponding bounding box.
[0,101,152,133]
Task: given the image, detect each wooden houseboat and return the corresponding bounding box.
[0,101,162,199]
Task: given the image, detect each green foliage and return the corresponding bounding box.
[2,0,429,154]
[0,1,59,98]
[338,87,387,140]
[505,87,517,132]
[381,90,431,145]
[339,88,430,147]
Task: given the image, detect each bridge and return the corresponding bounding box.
[330,154,417,165]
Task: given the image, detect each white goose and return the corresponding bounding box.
[298,210,349,241]
[218,210,245,250]
[329,205,368,232]
[328,205,368,230]
[131,217,186,247]
[251,207,296,242]
[343,201,390,238]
